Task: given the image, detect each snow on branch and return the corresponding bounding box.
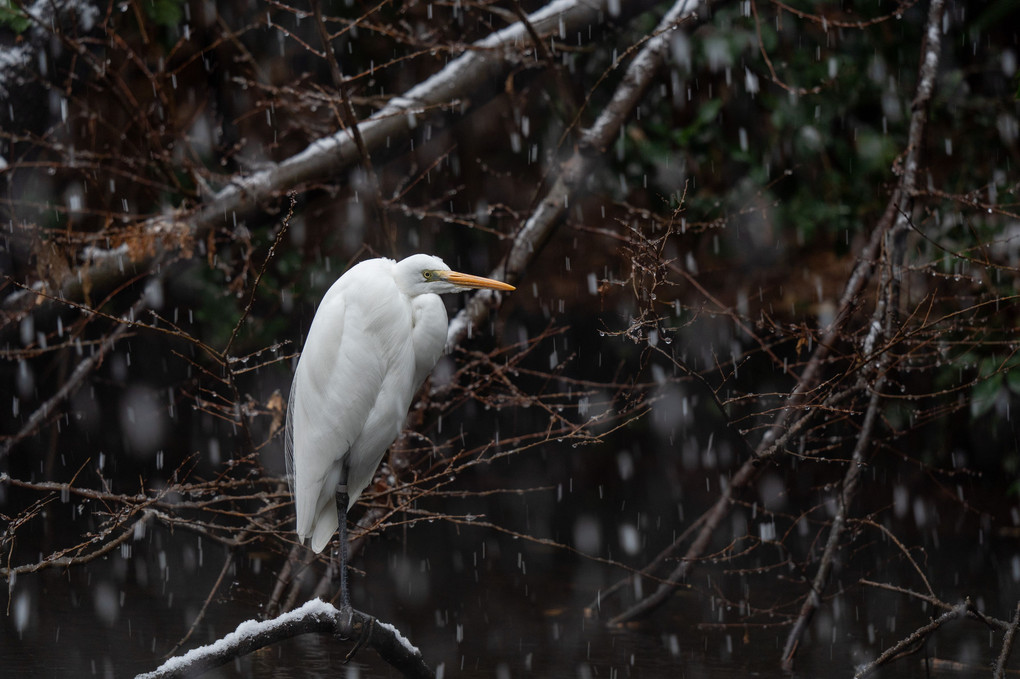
[447,0,700,349]
[2,0,651,318]
[135,599,433,679]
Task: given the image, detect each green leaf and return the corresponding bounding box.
[1007,367,1020,394]
[970,372,1003,418]
[673,98,723,147]
[0,1,31,33]
[144,0,184,28]
[1008,479,1020,498]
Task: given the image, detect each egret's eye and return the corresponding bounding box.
[422,271,433,280]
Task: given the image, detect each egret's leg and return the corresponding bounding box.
[335,481,351,611]
[334,478,372,656]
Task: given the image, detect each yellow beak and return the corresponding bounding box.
[442,271,516,291]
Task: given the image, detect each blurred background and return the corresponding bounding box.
[2,0,1020,676]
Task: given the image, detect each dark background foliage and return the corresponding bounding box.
[2,0,1020,676]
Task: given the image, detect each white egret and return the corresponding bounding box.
[285,253,514,605]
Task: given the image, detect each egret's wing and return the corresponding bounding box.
[290,261,410,552]
[331,271,420,507]
[288,285,366,549]
[339,288,446,508]
[284,372,297,493]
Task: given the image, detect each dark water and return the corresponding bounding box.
[3,387,1017,678]
[5,502,1019,679]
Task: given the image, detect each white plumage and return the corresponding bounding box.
[285,254,514,553]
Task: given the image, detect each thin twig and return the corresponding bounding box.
[224,191,295,357]
[0,319,131,459]
[994,600,1020,679]
[780,385,881,669]
[1,510,154,579]
[854,602,969,679]
[165,545,238,658]
[309,1,393,251]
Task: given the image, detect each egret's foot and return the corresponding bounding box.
[343,612,374,663]
[334,602,356,639]
[333,604,373,661]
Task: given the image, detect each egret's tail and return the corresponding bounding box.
[308,504,339,554]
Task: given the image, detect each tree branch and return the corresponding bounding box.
[779,0,944,666]
[0,316,131,459]
[447,0,701,347]
[3,0,657,320]
[135,599,433,679]
[994,599,1020,679]
[853,601,970,679]
[604,0,946,629]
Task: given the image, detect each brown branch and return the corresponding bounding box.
[309,0,393,251]
[780,384,880,669]
[448,0,701,347]
[223,192,295,357]
[770,0,922,30]
[164,545,238,658]
[605,0,947,630]
[1,510,154,579]
[3,0,660,321]
[509,0,581,126]
[750,1,827,95]
[584,510,710,615]
[854,519,936,601]
[859,579,949,612]
[0,317,130,459]
[779,0,945,667]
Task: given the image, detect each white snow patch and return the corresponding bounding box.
[141,599,336,678]
[23,0,101,35]
[0,44,31,97]
[140,599,421,677]
[377,619,421,656]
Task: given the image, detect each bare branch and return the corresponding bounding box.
[0,317,130,459]
[3,0,658,320]
[448,0,701,347]
[605,0,948,630]
[994,600,1020,679]
[853,601,970,679]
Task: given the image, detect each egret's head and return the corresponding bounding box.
[395,254,515,296]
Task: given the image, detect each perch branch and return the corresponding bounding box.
[135,598,433,679]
